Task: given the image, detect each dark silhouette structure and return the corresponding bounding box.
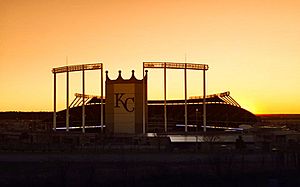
[51,62,257,133]
[53,91,257,132]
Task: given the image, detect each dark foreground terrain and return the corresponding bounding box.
[0,152,299,187]
[0,112,299,186]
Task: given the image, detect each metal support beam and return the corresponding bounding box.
[196,108,199,131]
[66,70,69,132]
[142,66,145,134]
[70,96,79,108]
[184,64,188,133]
[145,70,148,133]
[53,73,56,131]
[82,67,85,133]
[203,69,206,132]
[142,62,208,133]
[164,63,167,132]
[74,97,81,107]
[52,62,104,133]
[101,68,104,133]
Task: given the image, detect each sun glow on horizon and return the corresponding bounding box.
[0,0,300,114]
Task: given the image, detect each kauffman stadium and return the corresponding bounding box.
[54,91,257,132]
[51,62,258,133]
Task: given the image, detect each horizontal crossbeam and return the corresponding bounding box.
[74,93,104,99]
[189,92,230,99]
[52,63,103,74]
[143,62,208,70]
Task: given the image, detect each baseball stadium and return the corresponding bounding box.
[51,62,257,134]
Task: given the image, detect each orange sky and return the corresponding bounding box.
[0,0,300,114]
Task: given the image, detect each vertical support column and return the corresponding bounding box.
[142,65,145,134]
[184,63,188,133]
[101,67,104,133]
[164,63,167,132]
[53,72,57,131]
[145,70,148,133]
[196,108,199,131]
[203,69,207,132]
[82,66,85,133]
[66,69,69,132]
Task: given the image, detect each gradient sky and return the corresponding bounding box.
[1,0,300,114]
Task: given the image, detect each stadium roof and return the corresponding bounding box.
[70,91,240,108]
[148,91,240,107]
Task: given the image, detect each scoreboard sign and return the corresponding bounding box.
[105,71,146,134]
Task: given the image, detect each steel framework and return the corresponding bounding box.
[143,62,209,133]
[52,63,104,133]
[189,91,241,107]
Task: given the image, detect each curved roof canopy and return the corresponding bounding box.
[69,91,240,108]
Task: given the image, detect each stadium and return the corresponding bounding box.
[54,91,257,132]
[52,62,258,133]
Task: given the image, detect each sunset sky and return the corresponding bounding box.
[1,0,300,114]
